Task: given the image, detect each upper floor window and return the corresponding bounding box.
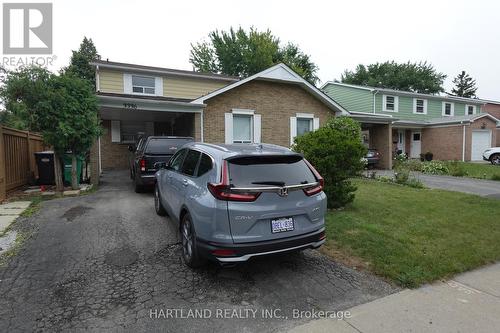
[442,102,454,116]
[132,75,155,94]
[465,104,476,115]
[383,95,398,112]
[413,98,427,114]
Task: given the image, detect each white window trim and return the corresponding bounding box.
[382,95,399,112]
[232,108,255,115]
[123,73,163,97]
[465,104,477,115]
[442,101,455,117]
[413,98,428,114]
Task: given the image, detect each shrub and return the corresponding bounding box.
[491,174,500,181]
[446,161,468,177]
[405,159,423,172]
[405,177,425,188]
[421,161,449,175]
[293,117,366,208]
[394,168,410,184]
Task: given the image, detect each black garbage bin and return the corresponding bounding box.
[35,151,56,185]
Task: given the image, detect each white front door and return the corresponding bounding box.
[471,130,491,161]
[397,130,405,154]
[410,131,421,158]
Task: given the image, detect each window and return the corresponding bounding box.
[413,98,427,114]
[233,114,253,143]
[383,95,398,112]
[169,149,187,172]
[442,102,454,116]
[132,75,155,94]
[466,104,476,115]
[296,118,313,136]
[413,133,421,141]
[181,150,201,176]
[197,153,213,177]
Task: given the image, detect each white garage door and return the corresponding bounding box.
[471,130,491,161]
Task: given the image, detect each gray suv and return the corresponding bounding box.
[154,143,327,267]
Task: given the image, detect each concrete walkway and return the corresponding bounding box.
[374,170,500,199]
[0,201,31,233]
[289,262,500,333]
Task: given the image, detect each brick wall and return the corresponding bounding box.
[370,124,392,169]
[203,80,335,147]
[100,120,130,170]
[422,126,464,161]
[483,104,500,146]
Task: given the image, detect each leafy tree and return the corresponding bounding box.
[64,37,101,88]
[451,71,477,98]
[341,61,446,94]
[293,117,366,208]
[0,66,100,190]
[190,27,319,84]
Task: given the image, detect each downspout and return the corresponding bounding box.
[462,121,466,162]
[95,65,100,92]
[200,109,204,142]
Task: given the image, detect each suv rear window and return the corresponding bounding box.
[144,138,192,154]
[227,155,316,187]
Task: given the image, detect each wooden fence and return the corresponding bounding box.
[0,126,47,201]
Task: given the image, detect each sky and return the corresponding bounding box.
[3,0,500,100]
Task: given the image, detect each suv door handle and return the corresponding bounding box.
[182,179,188,186]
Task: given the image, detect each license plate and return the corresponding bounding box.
[271,217,294,233]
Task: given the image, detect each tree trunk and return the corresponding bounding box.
[71,154,78,190]
[54,153,64,192]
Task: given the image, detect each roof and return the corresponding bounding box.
[322,82,486,105]
[91,60,239,82]
[393,113,500,127]
[185,142,297,159]
[191,63,349,116]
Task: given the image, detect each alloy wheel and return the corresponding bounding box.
[182,221,193,261]
[493,155,500,165]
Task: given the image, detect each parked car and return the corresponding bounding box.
[154,143,327,267]
[365,148,381,167]
[130,136,193,192]
[483,147,500,165]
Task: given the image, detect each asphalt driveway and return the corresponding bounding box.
[375,170,500,199]
[0,170,397,332]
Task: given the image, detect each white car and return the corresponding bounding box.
[483,147,500,165]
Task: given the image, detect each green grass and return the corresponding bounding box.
[449,162,500,180]
[324,179,500,288]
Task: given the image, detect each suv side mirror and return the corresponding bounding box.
[128,145,135,152]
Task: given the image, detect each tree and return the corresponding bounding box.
[0,66,100,191]
[341,61,446,94]
[451,71,477,98]
[64,37,101,89]
[190,27,319,85]
[293,117,366,208]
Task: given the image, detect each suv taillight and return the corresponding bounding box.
[207,160,260,202]
[140,158,146,172]
[303,159,324,196]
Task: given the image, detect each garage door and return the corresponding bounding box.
[471,130,491,161]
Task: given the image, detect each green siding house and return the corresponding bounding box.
[322,82,499,167]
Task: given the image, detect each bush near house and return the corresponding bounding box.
[293,117,366,208]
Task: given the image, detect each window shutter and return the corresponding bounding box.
[155,77,163,96]
[313,118,320,130]
[253,114,261,143]
[224,113,233,144]
[290,117,297,146]
[123,74,132,94]
[111,120,121,143]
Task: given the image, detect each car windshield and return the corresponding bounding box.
[227,155,316,187]
[144,138,192,155]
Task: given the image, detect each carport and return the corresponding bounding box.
[350,112,395,169]
[90,93,204,183]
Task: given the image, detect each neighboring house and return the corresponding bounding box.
[322,82,499,168]
[481,100,500,147]
[89,60,346,183]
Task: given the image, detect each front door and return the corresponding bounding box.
[397,130,405,154]
[410,131,421,158]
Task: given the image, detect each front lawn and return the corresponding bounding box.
[323,179,500,288]
[450,162,500,180]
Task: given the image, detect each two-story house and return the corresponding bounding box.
[89,60,346,183]
[322,82,499,168]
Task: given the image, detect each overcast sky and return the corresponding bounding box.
[20,0,500,99]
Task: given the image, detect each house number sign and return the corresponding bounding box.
[123,103,138,109]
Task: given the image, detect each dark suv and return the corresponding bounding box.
[130,136,193,192]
